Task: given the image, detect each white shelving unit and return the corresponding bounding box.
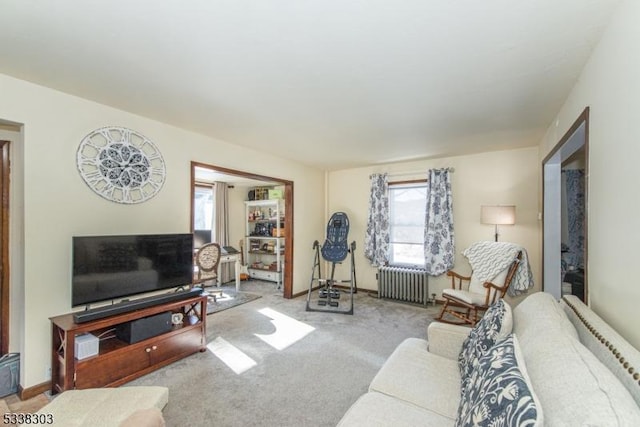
[245,199,285,288]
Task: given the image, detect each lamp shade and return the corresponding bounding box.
[480,205,516,225]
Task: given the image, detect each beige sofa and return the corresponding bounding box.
[338,292,640,426]
[21,386,168,427]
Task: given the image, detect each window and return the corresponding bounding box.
[388,182,427,267]
[194,184,214,231]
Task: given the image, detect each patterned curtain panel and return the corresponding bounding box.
[214,182,232,283]
[364,173,390,266]
[565,169,585,269]
[424,168,455,275]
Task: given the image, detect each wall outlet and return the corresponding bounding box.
[45,367,51,380]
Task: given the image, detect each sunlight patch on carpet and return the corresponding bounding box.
[207,337,257,374]
[206,290,261,315]
[254,307,315,351]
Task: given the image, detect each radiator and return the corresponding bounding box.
[377,266,429,305]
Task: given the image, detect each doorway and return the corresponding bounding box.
[0,141,9,354]
[190,162,294,299]
[542,108,589,302]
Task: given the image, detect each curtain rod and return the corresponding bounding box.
[371,167,455,179]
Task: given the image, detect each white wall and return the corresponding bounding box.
[538,0,640,349]
[0,73,326,388]
[327,147,541,305]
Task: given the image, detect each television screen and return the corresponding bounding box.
[72,233,194,307]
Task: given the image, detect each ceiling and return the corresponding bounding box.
[0,1,620,171]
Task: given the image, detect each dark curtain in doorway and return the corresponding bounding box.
[564,169,585,269]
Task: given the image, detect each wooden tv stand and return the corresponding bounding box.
[50,294,207,394]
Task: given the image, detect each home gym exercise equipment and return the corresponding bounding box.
[306,212,357,314]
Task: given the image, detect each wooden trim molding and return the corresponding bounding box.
[541,107,589,302]
[19,381,50,401]
[388,179,427,186]
[190,161,294,299]
[0,141,9,355]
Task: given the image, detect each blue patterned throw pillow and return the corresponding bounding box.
[458,299,512,387]
[455,334,542,427]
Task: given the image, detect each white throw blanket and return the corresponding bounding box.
[462,241,534,296]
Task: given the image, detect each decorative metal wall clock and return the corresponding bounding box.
[77,126,166,204]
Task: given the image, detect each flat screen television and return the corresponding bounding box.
[72,233,194,307]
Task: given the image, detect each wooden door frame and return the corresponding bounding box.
[189,162,294,299]
[0,141,10,354]
[542,107,589,302]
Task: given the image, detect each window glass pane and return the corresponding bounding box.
[194,186,213,230]
[391,243,425,266]
[389,184,427,267]
[390,225,424,244]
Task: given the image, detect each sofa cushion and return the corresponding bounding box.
[512,291,578,343]
[369,337,461,420]
[455,334,542,427]
[337,392,453,427]
[458,299,512,385]
[427,322,472,360]
[513,292,640,426]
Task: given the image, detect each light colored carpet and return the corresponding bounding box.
[0,400,10,419]
[129,280,442,426]
[0,393,50,426]
[206,286,262,315]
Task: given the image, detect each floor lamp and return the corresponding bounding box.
[481,205,516,242]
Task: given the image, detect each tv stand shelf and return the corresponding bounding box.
[50,293,207,394]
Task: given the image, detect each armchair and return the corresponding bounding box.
[195,242,223,301]
[436,245,523,326]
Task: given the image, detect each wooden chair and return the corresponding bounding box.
[436,250,522,326]
[195,242,223,301]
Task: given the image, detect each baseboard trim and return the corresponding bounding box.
[19,381,50,400]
